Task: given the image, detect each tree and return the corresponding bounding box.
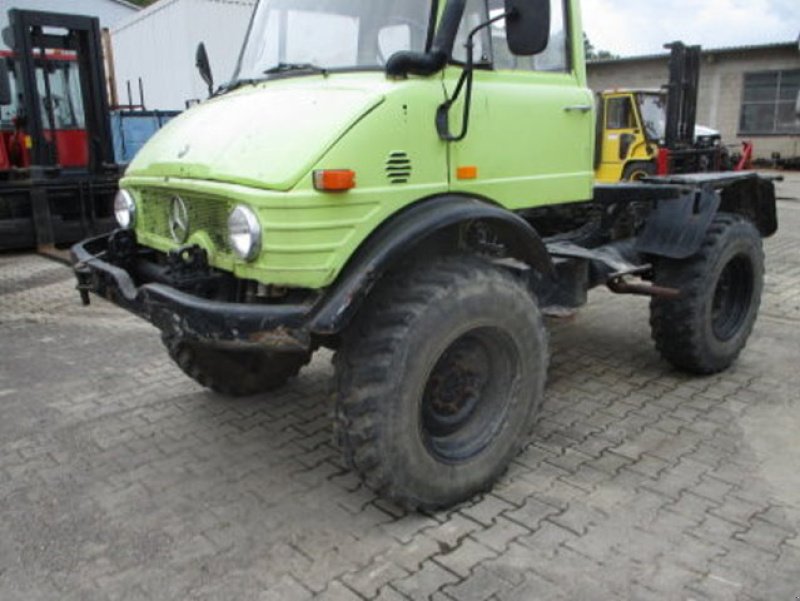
[584,33,619,60]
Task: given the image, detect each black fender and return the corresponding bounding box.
[308,195,553,335]
[634,173,778,260]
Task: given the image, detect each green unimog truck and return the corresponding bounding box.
[73,0,778,510]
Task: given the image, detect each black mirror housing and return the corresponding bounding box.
[504,0,550,56]
[0,60,11,106]
[195,42,214,97]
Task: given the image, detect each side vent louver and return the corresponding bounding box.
[386,151,412,184]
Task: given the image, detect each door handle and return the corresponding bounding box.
[564,105,592,113]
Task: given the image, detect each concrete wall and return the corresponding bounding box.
[588,45,800,160]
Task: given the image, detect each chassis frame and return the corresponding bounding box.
[72,172,778,353]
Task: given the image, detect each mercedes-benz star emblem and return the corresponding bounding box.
[169,195,190,243]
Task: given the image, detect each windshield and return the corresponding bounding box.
[233,0,434,81]
[638,93,666,141]
[1,56,85,130]
[36,58,86,129]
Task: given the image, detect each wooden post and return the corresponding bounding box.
[102,27,118,109]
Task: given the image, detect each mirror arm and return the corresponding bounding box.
[436,10,513,142]
[436,46,474,142]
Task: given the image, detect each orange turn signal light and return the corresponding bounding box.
[313,169,356,192]
[456,166,478,180]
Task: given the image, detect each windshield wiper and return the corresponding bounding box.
[263,62,329,76]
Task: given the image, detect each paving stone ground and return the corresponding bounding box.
[1,173,800,601]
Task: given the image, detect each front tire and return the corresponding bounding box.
[623,161,656,181]
[333,255,548,510]
[650,213,764,374]
[162,334,311,397]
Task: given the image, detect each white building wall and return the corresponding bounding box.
[0,0,138,48]
[111,0,255,111]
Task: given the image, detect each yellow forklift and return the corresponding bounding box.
[594,42,752,183]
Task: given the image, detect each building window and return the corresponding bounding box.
[739,69,800,135]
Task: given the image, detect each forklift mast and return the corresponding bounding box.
[7,9,115,173]
[663,41,701,151]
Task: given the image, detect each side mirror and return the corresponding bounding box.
[0,60,11,106]
[504,0,550,56]
[195,42,214,97]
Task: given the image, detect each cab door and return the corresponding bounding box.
[596,93,640,182]
[445,0,595,210]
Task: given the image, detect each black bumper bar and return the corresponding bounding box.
[71,233,314,351]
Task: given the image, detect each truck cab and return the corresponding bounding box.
[112,0,593,290]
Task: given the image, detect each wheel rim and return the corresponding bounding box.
[711,255,754,341]
[420,327,518,464]
[629,169,649,181]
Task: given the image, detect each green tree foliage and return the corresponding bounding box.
[584,33,619,60]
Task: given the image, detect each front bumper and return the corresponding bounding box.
[72,231,315,351]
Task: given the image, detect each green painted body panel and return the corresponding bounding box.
[446,3,593,206]
[126,78,449,288]
[123,2,594,290]
[126,80,387,192]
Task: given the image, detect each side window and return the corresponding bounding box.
[488,0,569,72]
[606,97,636,129]
[452,0,490,64]
[35,61,86,130]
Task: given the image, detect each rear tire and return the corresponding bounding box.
[649,213,763,374]
[333,255,548,510]
[162,334,311,397]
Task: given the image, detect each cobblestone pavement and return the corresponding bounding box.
[1,174,799,601]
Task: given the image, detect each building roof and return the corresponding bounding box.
[588,41,799,66]
[107,0,142,9]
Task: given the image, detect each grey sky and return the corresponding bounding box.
[581,0,799,56]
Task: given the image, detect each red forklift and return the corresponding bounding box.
[0,9,119,255]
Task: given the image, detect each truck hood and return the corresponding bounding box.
[126,81,385,191]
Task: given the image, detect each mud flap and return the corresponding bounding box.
[635,186,720,260]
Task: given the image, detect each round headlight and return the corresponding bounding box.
[114,189,136,229]
[228,205,261,261]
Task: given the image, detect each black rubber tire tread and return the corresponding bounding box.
[622,161,657,181]
[650,212,764,375]
[162,333,311,397]
[333,255,548,511]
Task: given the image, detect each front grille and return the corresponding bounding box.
[139,189,232,253]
